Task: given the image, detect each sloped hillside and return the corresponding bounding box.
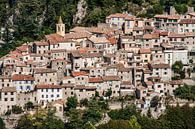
[0,0,194,57]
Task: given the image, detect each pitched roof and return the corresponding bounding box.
[89,36,110,44]
[179,19,195,24]
[143,33,159,39]
[168,33,185,38]
[102,76,120,81]
[64,32,91,39]
[58,16,63,24]
[74,85,96,90]
[139,48,151,54]
[16,45,28,52]
[12,74,34,81]
[188,12,195,16]
[169,80,183,85]
[45,34,71,44]
[71,71,89,77]
[34,41,49,46]
[36,84,63,89]
[107,13,129,19]
[151,63,170,69]
[34,68,56,74]
[185,32,195,37]
[108,37,117,45]
[1,87,16,92]
[89,77,103,83]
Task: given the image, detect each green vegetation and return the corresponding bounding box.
[172,61,185,80]
[12,105,23,114]
[16,108,64,129]
[25,101,34,110]
[13,97,195,129]
[174,84,195,101]
[66,96,78,111]
[0,117,5,129]
[107,104,195,129]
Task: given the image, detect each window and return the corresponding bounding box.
[42,95,44,98]
[57,94,59,97]
[4,98,8,101]
[4,92,7,95]
[46,95,48,98]
[11,92,14,95]
[57,89,60,92]
[11,98,14,101]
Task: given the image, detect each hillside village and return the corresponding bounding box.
[1,11,195,119]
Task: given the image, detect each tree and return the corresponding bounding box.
[12,105,23,114]
[17,108,64,129]
[80,98,88,107]
[0,117,5,129]
[25,101,34,110]
[105,88,112,99]
[16,115,34,129]
[66,96,78,110]
[108,105,139,120]
[174,4,188,14]
[83,108,102,124]
[84,122,96,129]
[129,116,141,129]
[65,109,83,129]
[147,108,152,118]
[189,59,193,64]
[97,120,131,129]
[172,61,183,74]
[187,68,192,78]
[150,96,160,108]
[174,84,195,101]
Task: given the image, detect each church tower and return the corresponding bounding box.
[56,16,65,36]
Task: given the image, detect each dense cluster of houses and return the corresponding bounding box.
[1,11,195,115]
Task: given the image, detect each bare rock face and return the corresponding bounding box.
[73,0,87,24]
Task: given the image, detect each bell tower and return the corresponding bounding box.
[56,16,65,36]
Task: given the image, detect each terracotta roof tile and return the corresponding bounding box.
[168,33,185,38]
[107,13,129,19]
[74,85,96,90]
[102,76,120,81]
[1,87,16,92]
[139,48,151,54]
[143,33,159,39]
[34,68,56,74]
[36,84,63,89]
[45,34,71,44]
[89,77,103,83]
[64,32,91,39]
[107,37,117,45]
[16,45,28,52]
[34,41,48,46]
[151,63,170,69]
[12,74,34,81]
[179,19,195,24]
[71,71,89,77]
